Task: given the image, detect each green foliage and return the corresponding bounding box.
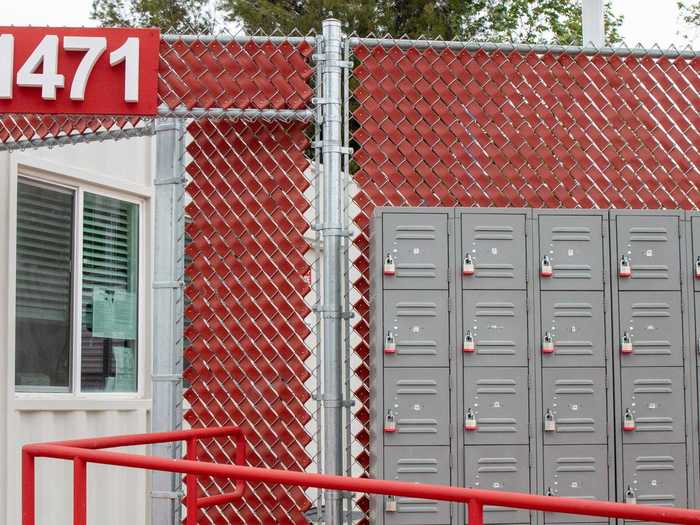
[91,0,218,33]
[678,1,700,42]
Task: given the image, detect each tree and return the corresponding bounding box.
[678,1,700,43]
[91,0,218,33]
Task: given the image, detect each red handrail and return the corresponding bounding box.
[22,427,700,525]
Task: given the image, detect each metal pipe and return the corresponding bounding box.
[582,0,605,47]
[468,500,484,525]
[163,33,315,45]
[185,439,198,525]
[156,106,315,121]
[320,18,345,525]
[73,458,87,525]
[21,451,35,525]
[0,124,155,152]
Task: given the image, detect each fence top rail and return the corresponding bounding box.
[162,34,316,45]
[348,36,699,58]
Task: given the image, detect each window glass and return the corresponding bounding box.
[80,193,138,392]
[15,180,74,390]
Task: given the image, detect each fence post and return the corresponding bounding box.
[73,458,87,525]
[468,500,484,525]
[21,450,35,525]
[320,17,345,525]
[151,117,186,524]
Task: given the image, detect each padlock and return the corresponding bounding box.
[695,256,700,279]
[621,332,633,355]
[463,253,475,275]
[464,408,478,431]
[623,408,636,431]
[542,332,554,354]
[463,329,475,353]
[546,487,555,497]
[625,485,636,505]
[384,331,396,354]
[385,494,397,512]
[384,409,397,433]
[619,255,631,278]
[383,253,396,276]
[544,409,556,432]
[541,255,553,277]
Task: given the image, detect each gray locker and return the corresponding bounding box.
[383,212,449,290]
[620,367,686,444]
[384,368,450,446]
[461,213,527,290]
[538,215,604,291]
[464,368,529,445]
[463,290,528,367]
[618,291,683,367]
[465,445,531,524]
[384,446,451,525]
[543,445,609,523]
[542,368,607,445]
[622,443,687,509]
[692,216,700,292]
[615,215,680,291]
[540,291,606,368]
[383,289,449,368]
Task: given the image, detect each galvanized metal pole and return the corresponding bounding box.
[320,18,345,525]
[582,0,605,47]
[151,118,186,524]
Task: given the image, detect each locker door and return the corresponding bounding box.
[540,291,606,368]
[615,215,680,291]
[384,446,451,525]
[621,367,686,444]
[461,213,527,290]
[618,291,683,367]
[383,213,449,290]
[543,445,609,523]
[622,443,688,509]
[542,368,607,445]
[465,445,531,524]
[384,368,450,446]
[538,215,604,291]
[463,290,528,367]
[383,290,449,368]
[464,368,529,445]
[693,216,700,292]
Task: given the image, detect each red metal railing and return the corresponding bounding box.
[22,427,700,525]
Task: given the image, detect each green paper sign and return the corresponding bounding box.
[92,288,137,340]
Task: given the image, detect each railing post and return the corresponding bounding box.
[73,458,87,525]
[320,17,345,525]
[468,500,484,525]
[185,438,198,525]
[21,450,35,525]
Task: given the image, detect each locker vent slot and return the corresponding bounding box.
[395,301,438,317]
[473,225,514,240]
[396,458,439,474]
[394,225,437,240]
[551,226,592,241]
[628,227,669,242]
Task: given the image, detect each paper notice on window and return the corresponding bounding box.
[92,288,137,340]
[112,346,136,391]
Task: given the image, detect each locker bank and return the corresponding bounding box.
[369,207,700,525]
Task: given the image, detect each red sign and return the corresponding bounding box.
[0,27,160,116]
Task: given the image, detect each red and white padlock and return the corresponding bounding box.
[463,329,475,353]
[384,331,396,354]
[384,409,397,433]
[544,409,556,432]
[463,253,475,276]
[695,256,700,279]
[619,255,632,278]
[623,408,636,431]
[541,255,553,277]
[542,332,555,354]
[625,486,636,505]
[383,253,396,276]
[385,495,398,512]
[621,332,633,355]
[464,408,478,431]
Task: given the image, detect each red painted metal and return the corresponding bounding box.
[21,428,700,525]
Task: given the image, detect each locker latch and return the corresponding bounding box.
[383,253,396,275]
[464,408,478,431]
[463,253,475,276]
[625,485,636,504]
[695,256,700,279]
[623,408,636,431]
[619,255,631,278]
[544,409,556,432]
[384,409,397,433]
[542,332,554,354]
[541,255,553,277]
[463,329,475,353]
[546,486,555,497]
[621,332,633,355]
[384,331,396,354]
[385,494,397,512]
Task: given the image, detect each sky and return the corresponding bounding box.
[2,0,699,48]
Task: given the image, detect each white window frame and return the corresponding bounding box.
[9,161,148,400]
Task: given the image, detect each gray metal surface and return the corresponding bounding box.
[383,212,449,290]
[464,445,531,524]
[538,215,604,291]
[384,446,451,525]
[622,443,688,508]
[383,290,449,368]
[462,290,528,367]
[540,291,606,367]
[460,212,527,290]
[692,216,700,292]
[542,368,607,445]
